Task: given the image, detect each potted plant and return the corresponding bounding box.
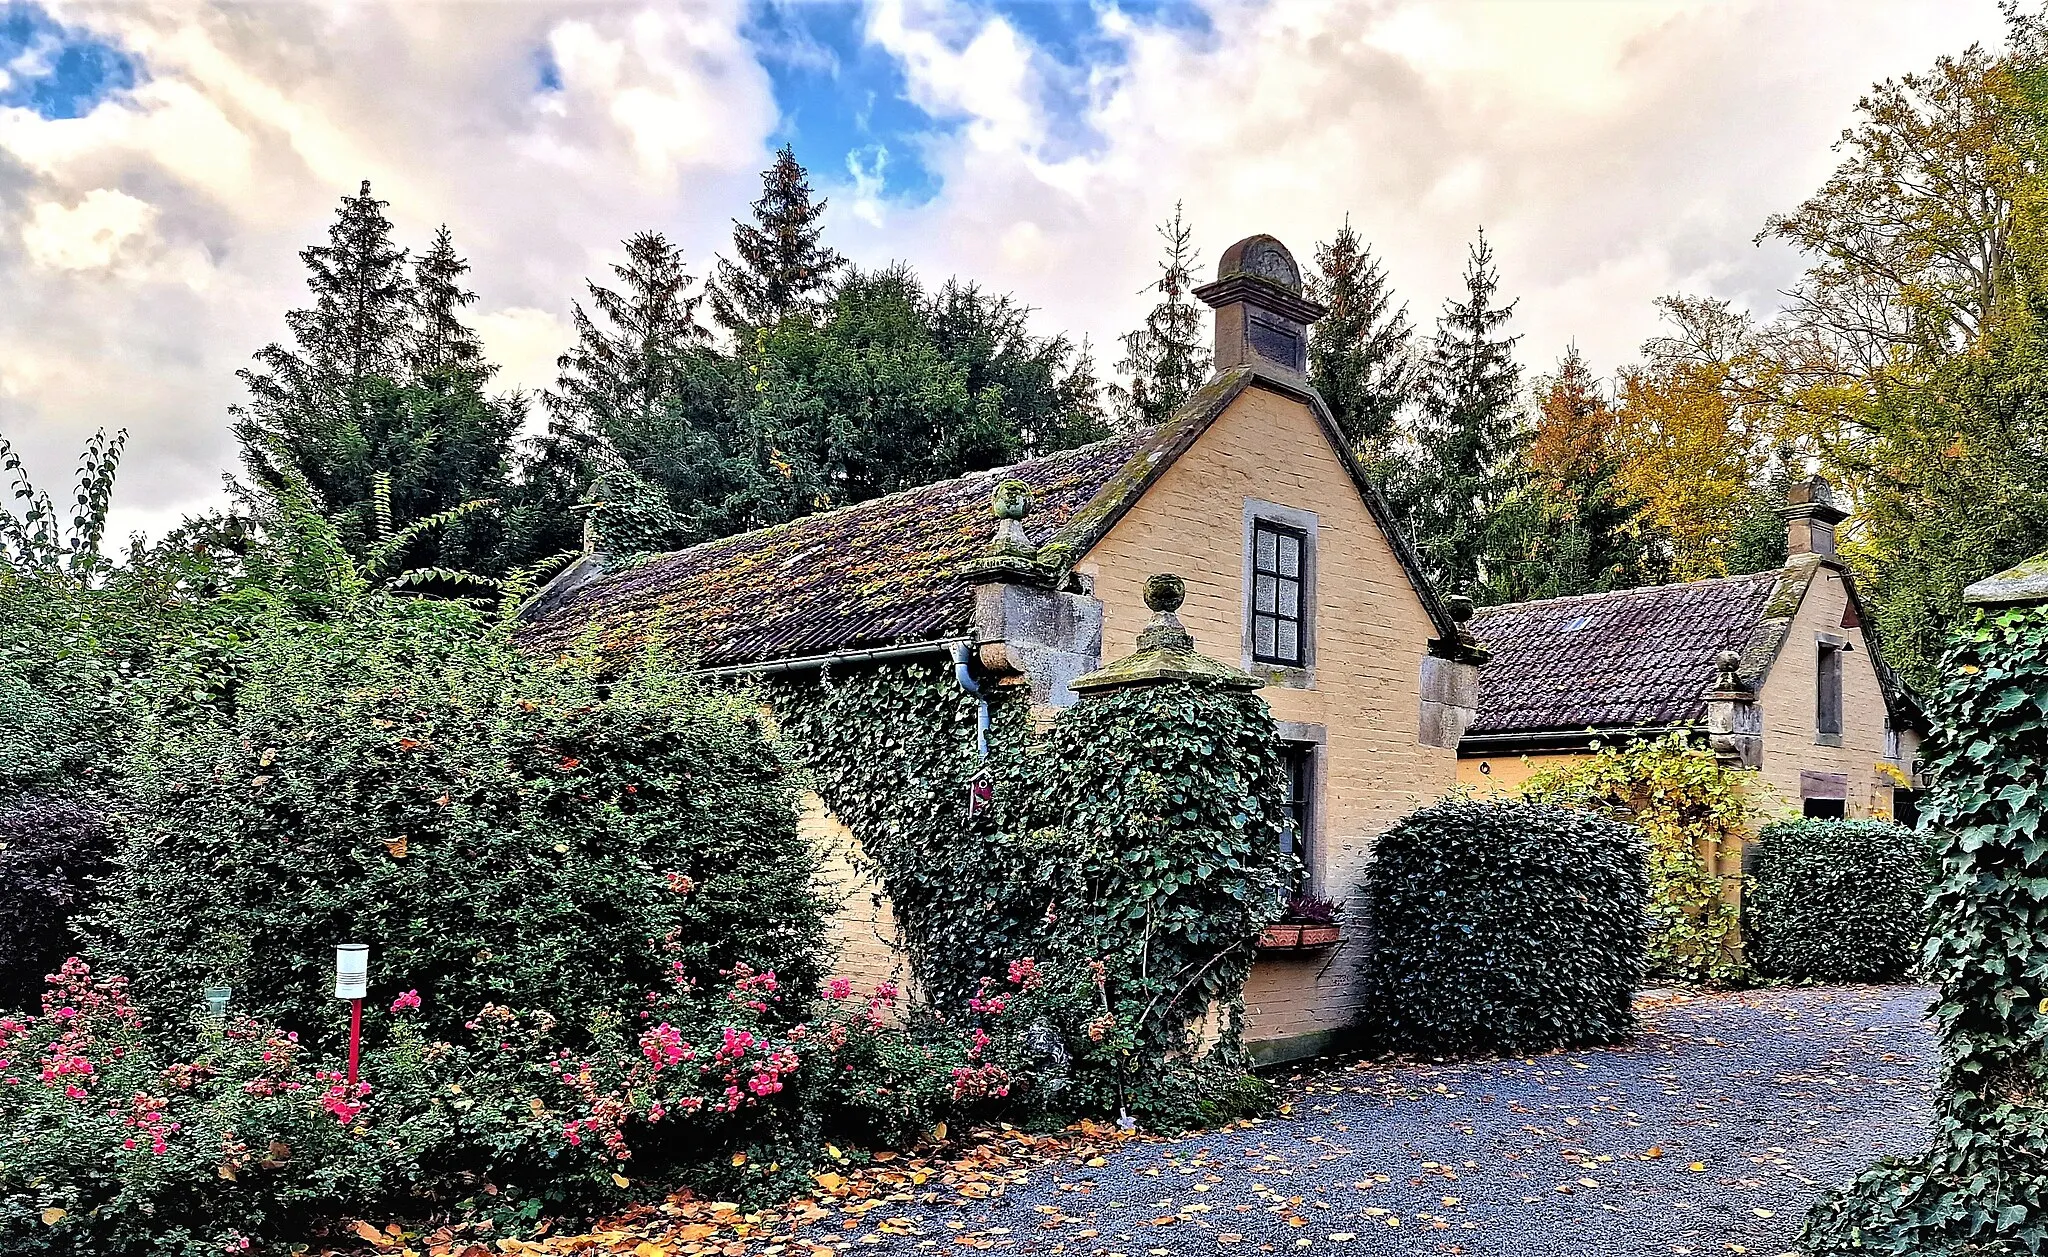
[1287,893,1343,948]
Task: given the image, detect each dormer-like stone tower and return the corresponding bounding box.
[1194,234,1328,376]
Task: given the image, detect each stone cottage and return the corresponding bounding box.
[517,234,1486,1065]
[1455,480,1925,824]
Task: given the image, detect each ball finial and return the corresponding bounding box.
[1144,573,1186,614]
[991,479,1032,521]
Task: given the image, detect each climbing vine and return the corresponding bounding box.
[1521,735,1754,985]
[772,661,1289,1126]
[1803,603,2048,1255]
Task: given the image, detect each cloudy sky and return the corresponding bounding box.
[0,0,2006,543]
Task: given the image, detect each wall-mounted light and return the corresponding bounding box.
[203,986,231,1019]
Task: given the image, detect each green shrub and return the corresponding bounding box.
[86,597,827,1050]
[1361,798,1649,1057]
[1746,818,1935,984]
[0,795,109,1009]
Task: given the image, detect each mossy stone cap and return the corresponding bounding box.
[1964,550,2048,608]
[1070,572,1260,694]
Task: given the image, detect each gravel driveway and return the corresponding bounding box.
[859,985,1936,1257]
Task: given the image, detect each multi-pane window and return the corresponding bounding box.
[1817,643,1844,740]
[1251,521,1307,666]
[1278,742,1314,891]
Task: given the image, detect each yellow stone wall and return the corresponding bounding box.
[804,793,911,996]
[1754,564,1907,822]
[1075,383,1457,1055]
[1454,750,1594,794]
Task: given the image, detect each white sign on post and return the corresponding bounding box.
[334,944,370,1000]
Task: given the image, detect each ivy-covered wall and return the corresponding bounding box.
[1803,599,2048,1254]
[772,661,1290,1124]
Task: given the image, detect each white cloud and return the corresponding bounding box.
[832,0,2010,397]
[21,187,155,270]
[475,306,573,408]
[0,0,2015,550]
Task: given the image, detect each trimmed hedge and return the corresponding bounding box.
[1746,818,1935,984]
[1361,798,1649,1057]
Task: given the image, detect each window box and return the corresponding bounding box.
[1257,923,1303,950]
[1296,924,1341,949]
[1256,923,1343,952]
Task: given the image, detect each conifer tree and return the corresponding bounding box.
[1109,202,1211,429]
[1391,229,1527,596]
[548,231,711,437]
[408,225,487,378]
[233,183,517,576]
[709,145,846,334]
[1307,218,1413,452]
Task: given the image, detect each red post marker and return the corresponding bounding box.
[334,944,370,1087]
[346,997,363,1086]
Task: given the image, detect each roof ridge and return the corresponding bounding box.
[629,430,1150,567]
[1468,569,1781,617]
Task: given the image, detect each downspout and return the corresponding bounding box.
[951,641,990,761]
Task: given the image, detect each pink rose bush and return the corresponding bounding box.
[1,952,1088,1255]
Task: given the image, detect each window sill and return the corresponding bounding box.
[1245,662,1314,690]
[1814,733,1844,748]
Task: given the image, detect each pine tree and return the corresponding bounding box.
[548,231,712,437]
[232,187,518,578]
[1392,229,1527,596]
[408,225,487,378]
[1726,446,1797,574]
[1307,218,1413,452]
[1109,202,1212,429]
[709,145,846,334]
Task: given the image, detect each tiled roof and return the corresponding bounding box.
[515,364,1468,672]
[1463,572,1783,742]
[514,434,1147,667]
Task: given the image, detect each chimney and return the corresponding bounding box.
[1780,476,1849,559]
[1194,235,1327,376]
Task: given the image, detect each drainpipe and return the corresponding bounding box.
[951,641,990,761]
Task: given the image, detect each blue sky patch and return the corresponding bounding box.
[0,2,140,119]
[742,1,1215,207]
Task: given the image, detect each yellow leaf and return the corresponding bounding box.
[1643,1145,1664,1159]
[1688,1162,1706,1172]
[350,1219,386,1245]
[826,1144,843,1160]
[218,1165,237,1181]
[386,836,408,860]
[41,1207,65,1225]
[611,1172,630,1188]
[930,1122,948,1142]
[259,747,275,766]
[634,1243,668,1257]
[730,1151,747,1166]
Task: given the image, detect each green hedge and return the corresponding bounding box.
[1361,798,1648,1057]
[1746,818,1934,984]
[87,597,827,1049]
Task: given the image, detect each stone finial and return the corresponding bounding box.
[1069,572,1259,694]
[1713,649,1746,692]
[569,499,603,556]
[988,479,1036,558]
[1194,235,1328,376]
[1781,474,1849,559]
[1135,573,1194,653]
